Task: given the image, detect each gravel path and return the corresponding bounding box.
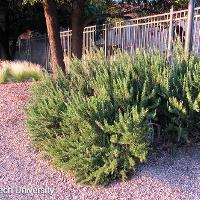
[0,82,200,200]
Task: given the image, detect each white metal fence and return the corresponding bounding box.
[15,6,200,71]
[80,6,200,56]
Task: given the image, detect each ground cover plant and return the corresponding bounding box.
[25,48,200,186]
[0,61,43,83]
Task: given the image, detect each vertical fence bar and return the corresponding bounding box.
[185,0,195,57]
[168,6,174,54]
[18,39,21,57]
[104,25,107,57]
[198,29,200,55]
[45,33,48,70]
[67,29,70,57]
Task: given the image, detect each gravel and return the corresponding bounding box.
[0,82,200,200]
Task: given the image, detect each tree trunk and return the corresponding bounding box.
[72,0,86,59]
[0,29,11,60]
[43,0,65,75]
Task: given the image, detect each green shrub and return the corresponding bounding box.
[25,73,68,147]
[166,55,200,143]
[25,49,200,186]
[25,52,156,186]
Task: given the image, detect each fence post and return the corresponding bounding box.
[45,33,48,71]
[185,0,195,57]
[104,24,107,57]
[18,39,21,56]
[168,6,174,55]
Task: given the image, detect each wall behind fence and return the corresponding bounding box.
[15,5,200,72]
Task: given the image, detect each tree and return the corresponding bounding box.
[43,0,65,74]
[24,0,66,74]
[71,0,114,58]
[71,0,86,59]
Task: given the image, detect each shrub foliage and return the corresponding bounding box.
[25,49,200,185]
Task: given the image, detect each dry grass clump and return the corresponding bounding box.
[0,60,43,83]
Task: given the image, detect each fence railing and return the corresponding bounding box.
[15,4,200,72]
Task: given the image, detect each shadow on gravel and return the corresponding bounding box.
[133,145,200,196]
